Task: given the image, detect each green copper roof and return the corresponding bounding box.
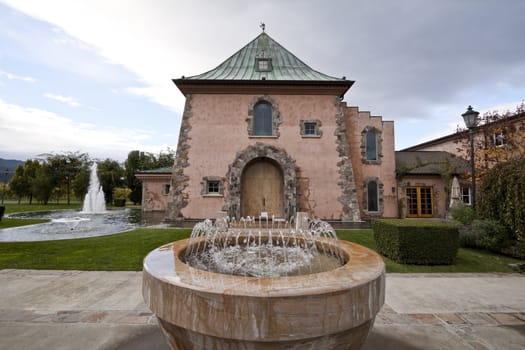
[185,32,347,82]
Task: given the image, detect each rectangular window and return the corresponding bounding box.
[207,180,220,194]
[304,122,317,135]
[300,120,321,137]
[163,184,170,195]
[406,186,433,217]
[461,186,471,205]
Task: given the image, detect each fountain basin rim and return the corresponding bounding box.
[143,239,386,342]
[143,238,385,298]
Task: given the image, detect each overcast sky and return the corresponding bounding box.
[1,0,524,162]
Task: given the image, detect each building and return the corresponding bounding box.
[161,30,397,224]
[135,167,172,212]
[403,109,525,205]
[137,30,496,222]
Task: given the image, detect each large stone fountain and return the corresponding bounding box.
[143,213,385,350]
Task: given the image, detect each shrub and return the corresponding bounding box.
[112,187,131,200]
[0,205,5,222]
[372,219,460,265]
[450,203,476,225]
[478,157,525,241]
[459,219,512,252]
[501,241,525,260]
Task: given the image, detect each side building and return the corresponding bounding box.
[402,109,525,206]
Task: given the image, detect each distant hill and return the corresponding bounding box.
[0,158,25,182]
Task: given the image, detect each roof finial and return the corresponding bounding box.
[260,22,266,32]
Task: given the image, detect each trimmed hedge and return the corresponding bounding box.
[372,219,460,265]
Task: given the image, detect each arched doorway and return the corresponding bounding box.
[241,158,283,217]
[225,143,297,221]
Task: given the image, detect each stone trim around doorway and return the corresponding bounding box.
[225,142,297,220]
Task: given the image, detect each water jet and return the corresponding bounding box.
[82,163,106,214]
[143,213,384,350]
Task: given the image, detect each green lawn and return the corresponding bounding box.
[1,201,83,214]
[0,226,522,272]
[0,228,192,270]
[0,202,82,229]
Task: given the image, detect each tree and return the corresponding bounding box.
[42,152,90,204]
[8,160,41,204]
[71,165,90,201]
[478,156,525,241]
[31,163,53,204]
[8,165,29,203]
[97,159,124,203]
[23,160,40,204]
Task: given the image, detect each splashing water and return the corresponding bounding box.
[82,163,106,214]
[184,216,346,277]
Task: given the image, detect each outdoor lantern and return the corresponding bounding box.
[462,105,479,130]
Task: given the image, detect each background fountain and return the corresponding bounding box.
[143,213,385,350]
[0,163,139,242]
[82,163,106,214]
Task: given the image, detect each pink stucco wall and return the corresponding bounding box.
[137,174,171,212]
[181,94,347,220]
[344,105,398,218]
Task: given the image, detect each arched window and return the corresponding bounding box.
[367,180,379,212]
[253,102,272,136]
[366,130,377,161]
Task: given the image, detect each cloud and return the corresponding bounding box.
[44,93,81,107]
[124,84,183,113]
[0,69,36,83]
[2,0,524,152]
[0,98,166,161]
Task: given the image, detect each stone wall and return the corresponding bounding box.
[165,95,192,222]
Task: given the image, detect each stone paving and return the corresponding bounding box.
[0,270,524,349]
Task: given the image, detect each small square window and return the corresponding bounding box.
[256,58,272,72]
[300,120,321,137]
[202,177,223,196]
[304,122,317,135]
[207,180,220,194]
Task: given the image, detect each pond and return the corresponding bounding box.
[0,209,166,242]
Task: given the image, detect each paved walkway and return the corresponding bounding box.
[0,270,524,349]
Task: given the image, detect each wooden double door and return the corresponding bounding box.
[241,158,283,218]
[406,186,434,218]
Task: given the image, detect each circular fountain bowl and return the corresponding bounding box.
[143,239,385,350]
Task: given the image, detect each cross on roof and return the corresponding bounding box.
[260,22,265,32]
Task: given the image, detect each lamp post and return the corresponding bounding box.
[462,105,480,210]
